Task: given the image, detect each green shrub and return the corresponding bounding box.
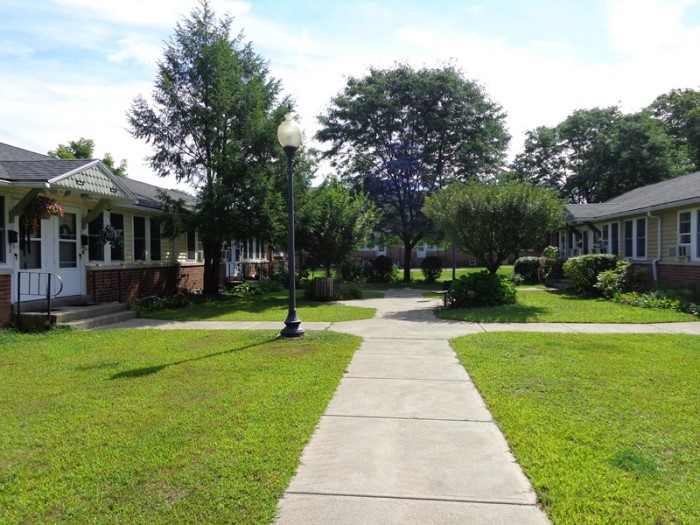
[369,255,396,282]
[563,254,619,295]
[513,256,540,284]
[614,290,700,317]
[420,255,443,283]
[129,288,202,315]
[446,271,517,308]
[539,245,559,282]
[336,259,366,283]
[595,259,632,298]
[510,273,525,286]
[230,281,263,297]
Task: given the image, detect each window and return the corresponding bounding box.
[679,211,692,245]
[133,216,146,261]
[636,218,646,259]
[88,213,104,261]
[624,218,646,259]
[187,230,196,260]
[0,196,5,263]
[611,223,619,256]
[624,220,633,258]
[110,213,124,261]
[150,219,161,261]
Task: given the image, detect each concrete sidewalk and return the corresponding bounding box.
[273,289,551,524]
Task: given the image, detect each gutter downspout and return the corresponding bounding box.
[647,212,662,285]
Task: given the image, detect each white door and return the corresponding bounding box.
[55,210,83,296]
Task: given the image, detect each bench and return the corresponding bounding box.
[433,280,452,307]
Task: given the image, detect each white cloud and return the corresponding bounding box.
[108,33,162,66]
[53,0,251,27]
[607,0,700,55]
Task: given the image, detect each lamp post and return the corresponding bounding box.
[278,112,304,338]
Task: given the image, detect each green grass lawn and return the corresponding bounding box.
[452,332,700,525]
[141,291,376,322]
[0,329,361,524]
[436,289,696,323]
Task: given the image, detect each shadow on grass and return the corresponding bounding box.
[437,303,551,323]
[110,338,275,380]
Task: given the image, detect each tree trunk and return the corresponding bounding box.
[403,245,413,282]
[202,239,221,298]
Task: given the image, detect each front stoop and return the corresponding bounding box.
[18,301,136,331]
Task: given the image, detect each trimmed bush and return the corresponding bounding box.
[336,259,366,283]
[513,256,540,284]
[446,271,517,308]
[421,255,443,283]
[563,254,619,295]
[369,255,395,282]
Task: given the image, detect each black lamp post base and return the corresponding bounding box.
[280,321,305,338]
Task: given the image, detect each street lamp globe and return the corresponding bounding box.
[277,112,302,150]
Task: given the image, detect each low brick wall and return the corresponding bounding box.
[656,263,700,287]
[86,264,226,304]
[0,273,11,327]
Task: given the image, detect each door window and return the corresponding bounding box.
[59,213,78,268]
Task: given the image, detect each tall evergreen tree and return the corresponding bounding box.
[127,0,286,296]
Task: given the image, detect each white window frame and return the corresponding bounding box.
[676,208,700,261]
[624,218,647,260]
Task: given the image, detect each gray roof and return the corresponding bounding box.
[0,159,97,182]
[0,142,51,161]
[1,141,194,210]
[120,177,196,209]
[566,171,700,222]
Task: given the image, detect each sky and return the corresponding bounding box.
[2,0,700,191]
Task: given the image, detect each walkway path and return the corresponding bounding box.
[274,288,552,524]
[104,291,700,524]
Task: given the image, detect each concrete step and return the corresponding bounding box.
[18,302,134,331]
[15,294,92,313]
[63,310,138,331]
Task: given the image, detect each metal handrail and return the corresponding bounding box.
[16,271,64,329]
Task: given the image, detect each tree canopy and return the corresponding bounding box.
[297,177,378,276]
[513,104,694,203]
[424,182,565,274]
[316,62,509,281]
[127,0,291,296]
[649,87,700,169]
[48,137,128,177]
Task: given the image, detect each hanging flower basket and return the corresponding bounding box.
[99,224,124,248]
[20,196,65,252]
[21,196,65,231]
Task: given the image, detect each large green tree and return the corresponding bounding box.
[649,87,700,169]
[424,182,564,274]
[127,0,286,296]
[316,63,509,281]
[513,106,692,203]
[297,177,378,276]
[48,137,128,177]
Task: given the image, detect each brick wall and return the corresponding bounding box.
[656,263,700,287]
[0,274,11,327]
[86,264,226,304]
